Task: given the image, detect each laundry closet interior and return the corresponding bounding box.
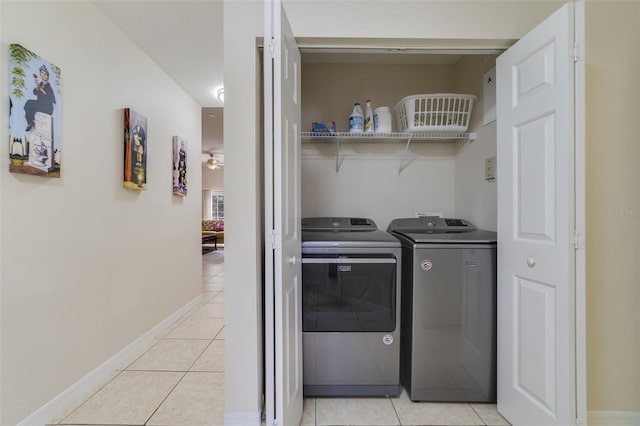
[295,46,501,400]
[298,48,499,233]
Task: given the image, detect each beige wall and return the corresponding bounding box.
[284,0,564,40]
[301,62,460,229]
[0,2,202,424]
[585,0,640,412]
[299,58,499,230]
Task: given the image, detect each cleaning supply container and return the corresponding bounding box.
[374,107,392,133]
[349,103,364,133]
[364,99,374,133]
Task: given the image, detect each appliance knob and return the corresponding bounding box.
[421,259,433,271]
[527,257,536,267]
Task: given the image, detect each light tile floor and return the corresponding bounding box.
[50,247,509,426]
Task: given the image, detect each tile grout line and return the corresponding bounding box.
[469,403,489,426]
[187,337,217,372]
[55,291,213,424]
[56,369,126,425]
[389,394,402,426]
[117,339,162,372]
[142,370,189,426]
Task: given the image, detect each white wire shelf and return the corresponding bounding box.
[301,131,475,141]
[301,131,477,174]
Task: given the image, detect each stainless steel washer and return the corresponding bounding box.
[388,217,497,402]
[302,217,401,397]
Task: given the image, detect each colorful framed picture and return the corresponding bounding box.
[9,44,62,177]
[172,136,187,196]
[123,108,147,190]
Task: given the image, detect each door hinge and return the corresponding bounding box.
[572,41,584,63]
[572,229,585,250]
[271,229,280,250]
[268,38,280,59]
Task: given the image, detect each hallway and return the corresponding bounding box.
[48,250,226,425]
[48,249,508,425]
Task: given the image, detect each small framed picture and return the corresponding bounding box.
[123,108,147,190]
[9,44,62,177]
[173,136,187,196]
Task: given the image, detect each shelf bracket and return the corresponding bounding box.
[335,137,341,173]
[398,137,413,175]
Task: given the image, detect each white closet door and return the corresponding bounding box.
[264,0,303,425]
[496,2,583,425]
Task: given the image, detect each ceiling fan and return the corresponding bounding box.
[203,152,224,170]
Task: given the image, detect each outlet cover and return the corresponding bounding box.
[485,157,496,181]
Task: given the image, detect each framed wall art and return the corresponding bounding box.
[123,108,147,190]
[9,44,62,177]
[172,136,187,196]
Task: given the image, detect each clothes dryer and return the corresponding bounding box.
[302,217,401,397]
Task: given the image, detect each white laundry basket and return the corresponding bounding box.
[395,94,477,133]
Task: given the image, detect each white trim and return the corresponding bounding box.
[588,411,640,426]
[573,2,587,426]
[17,294,203,426]
[203,283,225,292]
[224,411,263,426]
[264,1,276,425]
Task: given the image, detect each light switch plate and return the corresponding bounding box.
[485,157,496,181]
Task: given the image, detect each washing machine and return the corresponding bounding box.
[302,217,401,397]
[387,217,497,402]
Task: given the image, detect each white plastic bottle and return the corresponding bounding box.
[364,99,374,133]
[348,103,364,133]
[374,106,392,133]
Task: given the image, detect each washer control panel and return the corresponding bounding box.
[387,217,475,234]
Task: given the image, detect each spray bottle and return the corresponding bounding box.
[364,99,374,133]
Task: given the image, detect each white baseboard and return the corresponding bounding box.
[224,411,262,426]
[588,411,640,425]
[18,294,204,426]
[203,283,225,292]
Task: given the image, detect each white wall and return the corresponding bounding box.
[203,165,224,191]
[0,2,202,424]
[453,55,498,231]
[202,166,224,219]
[302,153,456,229]
[223,0,264,422]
